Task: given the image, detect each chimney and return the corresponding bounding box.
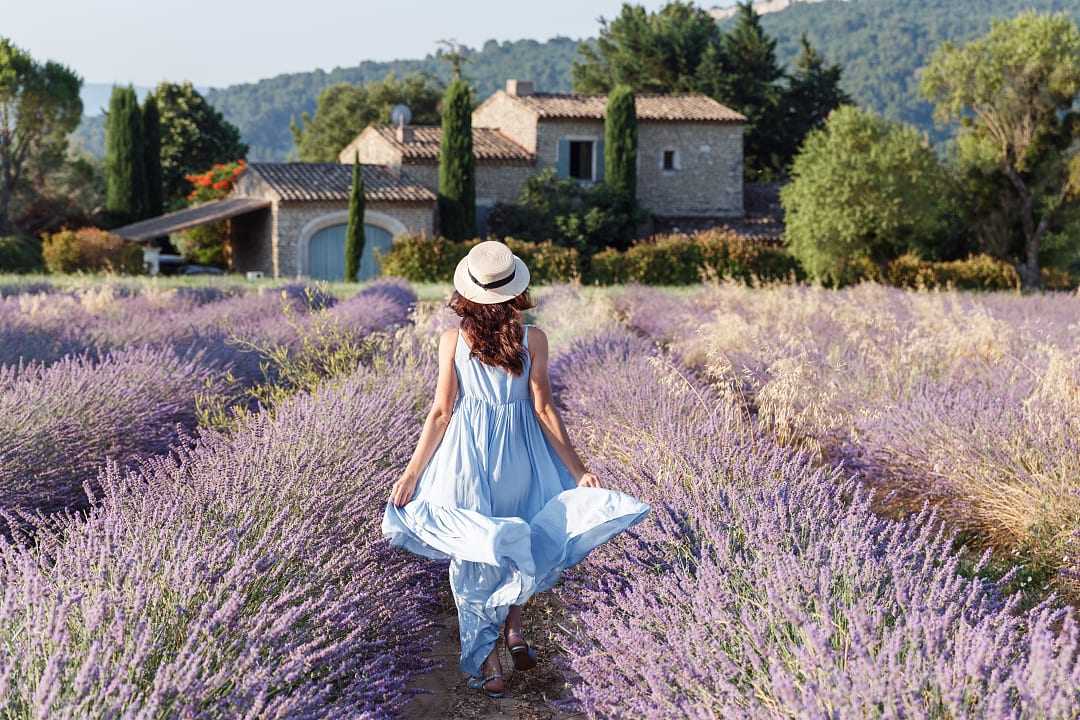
[506,79,534,97]
[395,123,414,144]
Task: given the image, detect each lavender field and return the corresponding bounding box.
[0,277,1078,718]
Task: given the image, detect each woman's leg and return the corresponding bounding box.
[505,605,525,646]
[480,649,505,693]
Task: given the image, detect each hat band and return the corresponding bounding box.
[468,266,516,290]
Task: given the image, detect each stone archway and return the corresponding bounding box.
[296,209,408,279]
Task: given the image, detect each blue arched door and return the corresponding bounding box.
[308,223,394,281]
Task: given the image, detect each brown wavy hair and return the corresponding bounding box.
[448,290,535,375]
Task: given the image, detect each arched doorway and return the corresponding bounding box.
[307,223,394,281]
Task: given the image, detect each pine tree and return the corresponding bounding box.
[711,2,786,180]
[438,78,476,240]
[605,85,638,208]
[344,154,366,281]
[780,35,851,165]
[142,96,164,217]
[104,86,147,223]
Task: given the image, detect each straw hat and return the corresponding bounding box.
[453,240,531,304]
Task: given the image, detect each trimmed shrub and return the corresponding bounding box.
[378,235,471,283]
[504,238,580,284]
[0,234,44,273]
[379,235,579,284]
[589,231,802,285]
[42,228,143,274]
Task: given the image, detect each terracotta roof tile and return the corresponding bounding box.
[372,126,533,163]
[508,92,746,123]
[247,163,436,203]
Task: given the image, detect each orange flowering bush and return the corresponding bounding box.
[185,160,246,204]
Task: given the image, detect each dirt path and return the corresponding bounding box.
[401,593,585,720]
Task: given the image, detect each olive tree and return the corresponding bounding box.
[921,11,1080,289]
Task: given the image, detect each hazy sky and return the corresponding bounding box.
[2,0,732,87]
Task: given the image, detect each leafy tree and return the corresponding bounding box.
[778,34,850,162]
[344,154,366,281]
[487,169,644,253]
[151,81,247,205]
[438,78,475,241]
[0,38,82,234]
[104,86,147,223]
[605,84,638,207]
[781,106,951,285]
[922,11,1080,289]
[290,73,442,162]
[142,96,163,217]
[572,2,722,94]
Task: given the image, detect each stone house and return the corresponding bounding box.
[115,163,435,280]
[115,81,745,280]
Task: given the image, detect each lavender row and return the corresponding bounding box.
[550,331,1080,718]
[0,280,418,530]
[0,337,443,718]
[0,346,227,532]
[0,282,334,373]
[613,283,1080,598]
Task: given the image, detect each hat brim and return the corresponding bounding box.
[453,255,531,304]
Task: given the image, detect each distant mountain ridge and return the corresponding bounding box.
[72,0,1080,160]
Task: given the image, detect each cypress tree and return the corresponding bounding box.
[344,153,366,281]
[604,84,638,206]
[438,78,475,240]
[142,96,164,217]
[104,86,147,223]
[779,35,851,165]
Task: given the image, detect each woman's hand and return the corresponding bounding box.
[390,473,418,507]
[577,472,601,489]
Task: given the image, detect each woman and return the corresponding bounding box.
[382,240,649,698]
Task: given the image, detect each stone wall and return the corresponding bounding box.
[340,128,400,165]
[530,119,743,217]
[400,162,532,207]
[274,200,435,277]
[473,93,539,153]
[637,122,743,217]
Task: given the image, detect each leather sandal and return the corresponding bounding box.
[467,673,506,699]
[504,624,538,671]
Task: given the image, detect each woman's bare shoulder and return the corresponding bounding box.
[527,326,549,353]
[438,328,459,353]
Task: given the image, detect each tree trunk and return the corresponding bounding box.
[0,182,12,236]
[1003,164,1043,291]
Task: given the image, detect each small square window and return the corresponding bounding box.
[662,150,677,171]
[569,140,595,181]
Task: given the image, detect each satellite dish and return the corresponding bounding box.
[390,104,412,126]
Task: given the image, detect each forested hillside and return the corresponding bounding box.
[757,0,1080,136]
[207,38,578,161]
[73,0,1080,160]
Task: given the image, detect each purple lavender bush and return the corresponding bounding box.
[0,347,443,717]
[549,331,1080,718]
[0,346,225,528]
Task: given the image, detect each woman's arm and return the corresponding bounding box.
[390,329,459,506]
[527,328,600,488]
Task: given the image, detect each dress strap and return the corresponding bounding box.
[523,324,530,348]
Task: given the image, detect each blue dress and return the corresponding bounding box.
[382,325,650,677]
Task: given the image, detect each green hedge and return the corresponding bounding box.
[590,231,802,285]
[0,234,44,273]
[876,253,1075,291]
[377,233,1077,291]
[379,236,580,284]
